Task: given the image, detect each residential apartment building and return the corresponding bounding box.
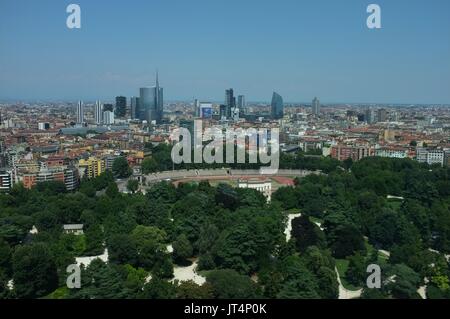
[78,157,106,179]
[416,148,445,166]
[331,144,374,161]
[375,147,409,159]
[0,171,12,192]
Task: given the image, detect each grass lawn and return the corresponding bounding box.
[42,287,70,299]
[365,238,390,266]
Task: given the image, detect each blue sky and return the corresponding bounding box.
[1,0,449,103]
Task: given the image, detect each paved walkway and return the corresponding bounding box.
[335,267,363,299]
[75,249,109,268]
[284,213,302,242]
[170,259,206,285]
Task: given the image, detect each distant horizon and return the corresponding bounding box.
[1,0,450,105]
[1,97,450,107]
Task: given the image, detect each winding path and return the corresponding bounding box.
[284,213,362,299]
[335,267,363,299]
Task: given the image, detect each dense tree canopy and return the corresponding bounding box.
[0,156,449,299]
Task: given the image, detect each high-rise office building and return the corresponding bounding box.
[219,105,227,120]
[103,110,115,125]
[115,96,127,118]
[76,101,84,124]
[194,99,201,117]
[312,97,320,115]
[271,92,284,119]
[225,89,235,119]
[365,108,376,124]
[103,104,114,112]
[378,108,388,122]
[130,97,140,119]
[238,95,246,113]
[139,72,164,124]
[95,100,103,125]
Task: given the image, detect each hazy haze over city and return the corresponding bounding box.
[1,0,450,104]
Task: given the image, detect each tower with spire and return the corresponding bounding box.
[138,70,163,124]
[155,70,163,123]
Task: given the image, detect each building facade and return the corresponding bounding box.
[95,100,103,125]
[115,96,127,118]
[416,148,445,166]
[312,97,320,115]
[271,92,284,119]
[139,73,163,124]
[76,101,84,125]
[238,177,272,201]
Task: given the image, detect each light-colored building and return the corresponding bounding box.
[312,97,320,115]
[103,110,115,125]
[416,148,445,166]
[63,224,84,235]
[375,147,409,159]
[77,101,84,124]
[238,177,272,201]
[0,171,12,192]
[95,100,103,125]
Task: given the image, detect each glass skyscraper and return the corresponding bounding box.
[225,88,235,119]
[312,97,320,115]
[139,73,164,124]
[271,92,284,119]
[130,96,140,120]
[76,101,84,124]
[95,100,103,125]
[115,96,127,118]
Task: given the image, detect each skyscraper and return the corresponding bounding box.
[130,97,140,119]
[365,108,376,124]
[312,97,320,115]
[95,100,103,125]
[377,108,387,122]
[271,92,284,119]
[219,104,227,120]
[194,99,201,117]
[238,95,246,112]
[76,101,84,124]
[139,72,164,124]
[225,89,235,119]
[103,110,115,125]
[115,96,127,118]
[103,104,114,112]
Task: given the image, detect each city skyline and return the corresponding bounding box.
[1,0,450,104]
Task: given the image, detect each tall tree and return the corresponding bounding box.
[206,269,259,299]
[173,234,193,264]
[291,215,326,252]
[112,157,132,178]
[126,179,139,194]
[176,281,214,299]
[12,243,58,298]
